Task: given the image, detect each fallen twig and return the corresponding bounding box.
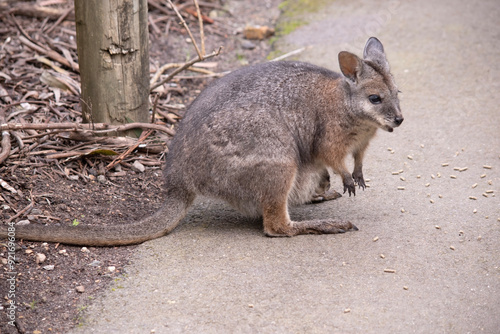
[167,0,202,59]
[44,6,74,34]
[19,35,79,72]
[106,130,154,171]
[194,0,206,55]
[0,122,175,136]
[150,47,222,91]
[150,62,216,86]
[0,108,10,165]
[149,0,222,91]
[3,3,75,20]
[7,197,34,223]
[270,47,309,62]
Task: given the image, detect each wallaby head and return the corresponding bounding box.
[338,37,403,132]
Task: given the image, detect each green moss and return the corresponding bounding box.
[278,0,331,18]
[273,0,331,38]
[268,0,331,60]
[278,18,307,36]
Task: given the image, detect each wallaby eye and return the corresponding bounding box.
[368,95,382,104]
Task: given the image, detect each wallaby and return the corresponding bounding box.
[0,37,403,246]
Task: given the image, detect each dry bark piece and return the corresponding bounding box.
[243,25,275,40]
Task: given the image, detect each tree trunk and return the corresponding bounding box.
[75,0,149,136]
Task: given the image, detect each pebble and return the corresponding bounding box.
[43,265,55,271]
[16,219,31,226]
[81,247,90,253]
[76,285,85,293]
[132,161,145,173]
[59,249,69,256]
[108,266,116,272]
[241,40,256,50]
[68,175,79,181]
[35,253,46,264]
[97,175,106,183]
[89,260,102,267]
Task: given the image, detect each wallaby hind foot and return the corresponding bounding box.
[265,219,358,237]
[310,189,343,203]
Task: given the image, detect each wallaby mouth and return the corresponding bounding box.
[384,116,403,132]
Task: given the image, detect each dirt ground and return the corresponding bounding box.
[0,1,281,333]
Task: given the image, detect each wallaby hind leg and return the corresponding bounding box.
[310,169,342,203]
[262,196,358,237]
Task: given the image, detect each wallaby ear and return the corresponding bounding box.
[338,51,363,82]
[363,37,389,71]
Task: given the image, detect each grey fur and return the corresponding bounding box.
[0,37,403,245]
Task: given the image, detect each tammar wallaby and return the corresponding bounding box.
[0,37,403,246]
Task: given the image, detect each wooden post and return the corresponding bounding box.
[75,0,149,136]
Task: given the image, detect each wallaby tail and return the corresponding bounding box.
[0,189,195,246]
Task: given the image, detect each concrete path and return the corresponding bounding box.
[74,0,500,332]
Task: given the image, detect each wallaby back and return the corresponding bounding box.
[0,37,403,245]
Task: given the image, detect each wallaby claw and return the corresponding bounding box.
[352,171,366,190]
[343,184,356,197]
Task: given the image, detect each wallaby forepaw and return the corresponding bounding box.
[343,183,356,197]
[352,171,366,190]
[342,175,356,196]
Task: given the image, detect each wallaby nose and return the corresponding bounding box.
[394,116,404,126]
